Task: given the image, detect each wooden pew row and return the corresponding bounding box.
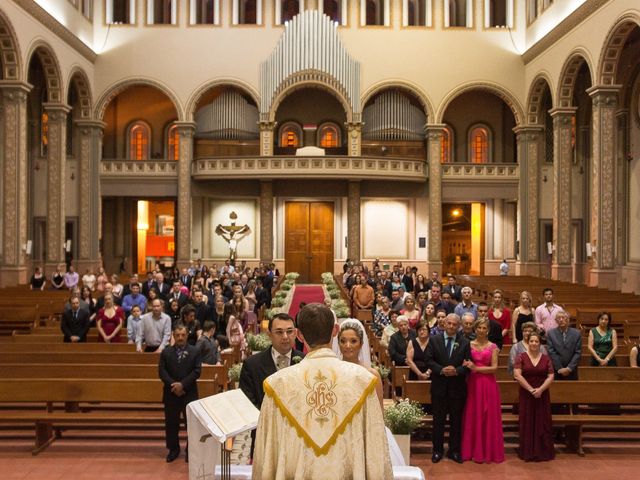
[0,343,136,352]
[0,306,40,335]
[0,378,216,454]
[401,378,640,455]
[0,352,160,364]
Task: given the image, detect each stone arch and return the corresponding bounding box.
[597,12,640,87]
[267,71,353,123]
[556,48,594,108]
[94,77,183,121]
[361,80,435,121]
[66,66,93,120]
[25,40,63,103]
[185,78,260,121]
[525,72,554,125]
[435,81,524,126]
[0,7,22,80]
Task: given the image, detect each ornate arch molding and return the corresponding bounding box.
[185,78,260,121]
[94,77,184,121]
[25,40,63,103]
[597,13,640,87]
[66,66,93,120]
[435,81,524,126]
[556,48,594,108]
[525,73,554,125]
[361,80,435,121]
[0,8,21,80]
[268,71,354,123]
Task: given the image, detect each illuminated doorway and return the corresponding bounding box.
[135,200,176,274]
[442,203,485,275]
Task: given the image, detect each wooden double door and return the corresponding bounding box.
[285,202,334,284]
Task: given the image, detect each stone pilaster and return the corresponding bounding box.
[549,107,575,282]
[175,122,196,267]
[74,120,104,272]
[514,125,543,276]
[259,121,276,156]
[347,181,361,261]
[43,103,71,268]
[260,181,274,263]
[0,82,31,286]
[346,122,362,157]
[587,85,620,289]
[425,124,445,273]
[615,109,628,269]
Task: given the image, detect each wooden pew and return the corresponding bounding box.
[0,352,160,364]
[0,306,40,335]
[0,342,136,352]
[0,378,216,454]
[400,378,640,455]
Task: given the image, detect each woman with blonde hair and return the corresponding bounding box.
[489,289,511,345]
[511,291,534,343]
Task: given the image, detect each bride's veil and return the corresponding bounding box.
[332,318,372,368]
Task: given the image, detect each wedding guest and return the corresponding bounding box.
[380,310,400,349]
[406,319,430,380]
[430,309,447,337]
[461,318,504,463]
[51,264,65,290]
[511,291,534,343]
[489,289,511,345]
[587,311,618,366]
[630,342,639,368]
[29,267,46,291]
[388,316,415,366]
[96,294,124,343]
[513,332,555,462]
[127,305,143,345]
[546,310,582,380]
[401,294,421,329]
[461,312,476,340]
[508,322,547,375]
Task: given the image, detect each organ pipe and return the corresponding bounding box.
[362,90,426,141]
[194,90,259,139]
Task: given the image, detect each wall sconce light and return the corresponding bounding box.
[34,161,40,171]
[542,175,548,183]
[70,172,75,180]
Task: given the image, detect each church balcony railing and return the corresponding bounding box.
[100,160,179,178]
[191,156,427,182]
[441,163,519,182]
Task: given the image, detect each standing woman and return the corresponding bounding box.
[587,312,618,366]
[489,289,511,345]
[401,295,421,330]
[414,274,427,296]
[511,291,534,343]
[406,320,431,380]
[461,318,504,463]
[81,286,97,325]
[95,267,108,293]
[96,294,124,343]
[402,266,415,295]
[51,264,65,290]
[30,267,46,291]
[513,332,555,462]
[423,302,436,329]
[245,280,258,313]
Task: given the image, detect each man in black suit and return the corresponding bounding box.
[546,310,582,380]
[153,272,171,300]
[61,296,91,342]
[425,313,471,464]
[166,280,189,311]
[180,268,192,291]
[159,323,202,463]
[239,312,304,457]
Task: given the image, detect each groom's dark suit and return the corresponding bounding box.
[425,331,471,457]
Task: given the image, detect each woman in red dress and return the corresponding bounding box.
[489,289,511,345]
[513,331,555,461]
[96,294,124,343]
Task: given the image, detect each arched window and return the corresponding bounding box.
[128,121,151,160]
[279,122,302,148]
[278,0,300,24]
[166,123,180,161]
[318,123,341,148]
[441,126,453,163]
[468,125,490,163]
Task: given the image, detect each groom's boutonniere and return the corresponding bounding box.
[453,342,460,351]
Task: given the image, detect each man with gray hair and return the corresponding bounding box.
[425,313,471,464]
[546,310,582,380]
[454,286,477,319]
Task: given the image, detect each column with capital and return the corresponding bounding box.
[587,85,620,289]
[260,181,274,264]
[0,82,31,286]
[514,126,543,276]
[259,121,276,156]
[549,107,575,282]
[347,181,361,261]
[346,122,362,157]
[175,122,196,267]
[44,103,71,271]
[425,124,444,274]
[75,120,105,272]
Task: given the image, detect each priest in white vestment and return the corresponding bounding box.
[253,303,393,480]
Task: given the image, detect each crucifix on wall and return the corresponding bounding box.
[214,212,251,266]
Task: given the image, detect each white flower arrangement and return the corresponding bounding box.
[246,333,272,352]
[228,363,243,383]
[384,399,424,435]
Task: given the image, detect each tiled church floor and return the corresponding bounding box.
[2,436,640,479]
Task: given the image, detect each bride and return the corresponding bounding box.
[335,319,406,467]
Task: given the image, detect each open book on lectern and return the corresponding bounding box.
[196,388,260,443]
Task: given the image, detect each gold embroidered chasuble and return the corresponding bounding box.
[252,348,393,479]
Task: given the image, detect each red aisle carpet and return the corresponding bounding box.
[287,285,326,318]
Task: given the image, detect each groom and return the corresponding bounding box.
[252,303,392,479]
[425,313,470,464]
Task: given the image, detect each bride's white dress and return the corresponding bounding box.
[332,318,406,467]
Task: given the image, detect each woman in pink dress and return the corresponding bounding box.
[96,294,124,343]
[461,317,505,463]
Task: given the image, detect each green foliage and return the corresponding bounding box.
[285,272,300,280]
[228,363,243,383]
[275,290,288,299]
[280,282,292,291]
[246,333,272,352]
[384,399,424,435]
[329,290,340,299]
[271,297,285,307]
[321,272,335,284]
[373,362,390,380]
[334,306,350,318]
